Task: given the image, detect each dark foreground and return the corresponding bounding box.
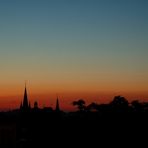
[0,109,148,148]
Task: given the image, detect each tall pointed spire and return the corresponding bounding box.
[22,83,29,110]
[56,97,60,112]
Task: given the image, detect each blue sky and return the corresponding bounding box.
[0,0,147,99]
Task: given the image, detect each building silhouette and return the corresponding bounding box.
[55,97,60,112]
[34,101,38,109]
[20,85,30,111]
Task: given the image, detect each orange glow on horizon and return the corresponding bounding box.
[0,90,148,111]
[0,81,147,111]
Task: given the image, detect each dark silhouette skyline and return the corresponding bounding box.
[0,83,147,112]
[0,1,147,147]
[0,85,148,148]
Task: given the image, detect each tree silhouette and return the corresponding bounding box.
[131,100,143,112]
[86,102,99,111]
[110,96,129,113]
[72,99,86,111]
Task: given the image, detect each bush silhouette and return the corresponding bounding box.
[72,99,86,111]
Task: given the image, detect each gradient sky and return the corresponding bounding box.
[0,0,148,110]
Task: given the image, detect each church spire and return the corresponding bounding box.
[55,97,60,112]
[22,83,29,110]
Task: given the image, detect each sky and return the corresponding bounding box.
[0,0,147,110]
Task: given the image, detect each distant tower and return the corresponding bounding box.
[55,97,60,112]
[21,84,30,111]
[34,101,38,109]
